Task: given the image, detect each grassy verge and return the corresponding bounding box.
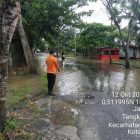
[7,55,48,108]
[113,59,140,68]
[0,115,34,140]
[7,73,48,109]
[5,71,48,139]
[3,55,49,139]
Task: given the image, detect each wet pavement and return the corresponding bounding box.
[37,53,140,140]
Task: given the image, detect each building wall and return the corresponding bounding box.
[119,48,140,58]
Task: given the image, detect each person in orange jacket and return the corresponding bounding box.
[45,50,60,96]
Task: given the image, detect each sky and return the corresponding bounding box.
[76,0,111,25]
[75,0,128,28]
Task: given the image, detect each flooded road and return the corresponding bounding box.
[38,53,140,140]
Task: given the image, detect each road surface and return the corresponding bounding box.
[38,53,140,140]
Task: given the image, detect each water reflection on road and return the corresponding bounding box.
[55,56,140,96]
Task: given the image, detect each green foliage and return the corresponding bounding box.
[101,0,140,68]
[79,23,118,51]
[105,0,138,19]
[0,133,4,140]
[58,27,76,52]
[20,0,97,51]
[101,0,139,40]
[21,0,88,51]
[5,117,21,133]
[130,1,140,46]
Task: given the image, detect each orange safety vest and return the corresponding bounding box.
[45,55,59,74]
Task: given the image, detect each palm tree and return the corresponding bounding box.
[0,1,37,131]
[0,1,20,131]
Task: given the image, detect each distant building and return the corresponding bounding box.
[96,47,120,61]
[119,46,140,59]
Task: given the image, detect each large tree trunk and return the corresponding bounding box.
[124,45,130,69]
[108,45,112,64]
[84,47,88,57]
[17,15,37,74]
[0,1,20,131]
[91,47,94,59]
[114,19,130,69]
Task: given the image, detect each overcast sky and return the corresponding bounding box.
[76,1,111,25]
[75,0,128,28]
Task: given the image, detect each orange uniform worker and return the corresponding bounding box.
[45,50,60,96]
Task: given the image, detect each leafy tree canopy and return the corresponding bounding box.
[79,23,118,49]
[20,0,96,50]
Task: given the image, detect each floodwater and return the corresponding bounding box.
[39,53,140,96]
[38,53,140,140]
[57,60,139,94]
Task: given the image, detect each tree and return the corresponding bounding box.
[57,27,76,52]
[21,0,79,50]
[131,2,140,46]
[79,23,118,58]
[101,0,139,68]
[21,0,97,51]
[0,1,20,131]
[0,0,37,131]
[17,15,37,74]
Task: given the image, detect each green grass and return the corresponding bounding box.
[0,133,4,140]
[7,73,48,109]
[114,59,140,68]
[40,74,47,87]
[5,57,49,139]
[6,74,48,139]
[0,117,22,140]
[7,85,32,108]
[4,116,33,139]
[40,74,48,93]
[5,117,21,133]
